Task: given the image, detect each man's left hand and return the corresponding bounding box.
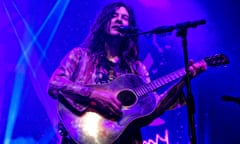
[188,59,207,77]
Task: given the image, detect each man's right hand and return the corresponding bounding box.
[89,89,122,120]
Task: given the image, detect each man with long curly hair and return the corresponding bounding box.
[48,2,206,144]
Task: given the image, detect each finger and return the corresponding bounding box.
[193,62,205,72]
[200,60,207,71]
[112,96,122,109]
[110,101,122,115]
[108,106,122,119]
[106,96,122,114]
[188,66,196,76]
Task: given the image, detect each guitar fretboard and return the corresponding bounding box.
[133,68,186,96]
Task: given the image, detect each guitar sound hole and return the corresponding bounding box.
[117,90,136,106]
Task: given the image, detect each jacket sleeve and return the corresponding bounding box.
[152,79,186,116]
[47,48,92,106]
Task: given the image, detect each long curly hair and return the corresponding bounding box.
[82,2,139,63]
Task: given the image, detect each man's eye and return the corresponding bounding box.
[112,13,118,17]
[123,16,129,21]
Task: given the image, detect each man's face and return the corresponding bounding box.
[108,6,129,36]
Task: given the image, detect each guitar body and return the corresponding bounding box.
[58,74,157,144]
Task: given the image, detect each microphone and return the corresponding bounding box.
[117,26,139,34]
[222,95,240,104]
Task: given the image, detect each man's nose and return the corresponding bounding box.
[115,18,123,24]
[114,15,122,23]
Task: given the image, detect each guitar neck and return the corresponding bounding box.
[134,68,186,96]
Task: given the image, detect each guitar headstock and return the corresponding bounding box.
[204,54,229,67]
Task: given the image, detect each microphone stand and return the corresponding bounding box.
[175,20,205,144]
[176,28,196,144]
[130,20,206,144]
